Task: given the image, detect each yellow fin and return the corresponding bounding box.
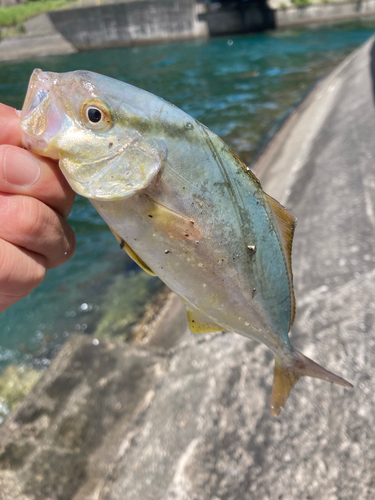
[270,351,353,417]
[122,241,156,276]
[109,227,156,276]
[186,309,225,334]
[270,357,301,417]
[265,193,297,325]
[142,195,201,241]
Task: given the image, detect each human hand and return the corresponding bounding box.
[0,103,76,313]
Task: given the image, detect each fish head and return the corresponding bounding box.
[20,69,167,200]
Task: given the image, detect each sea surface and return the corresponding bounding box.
[1,19,375,369]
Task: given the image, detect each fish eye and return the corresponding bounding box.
[81,99,112,131]
[87,107,102,123]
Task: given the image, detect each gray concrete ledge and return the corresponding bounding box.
[0,32,77,62]
[276,0,375,27]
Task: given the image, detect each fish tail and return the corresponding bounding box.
[270,349,353,417]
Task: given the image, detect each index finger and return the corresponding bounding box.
[0,103,22,147]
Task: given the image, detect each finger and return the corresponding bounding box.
[0,238,46,313]
[0,145,75,219]
[0,193,76,269]
[0,104,22,147]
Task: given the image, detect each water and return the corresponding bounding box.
[1,19,375,369]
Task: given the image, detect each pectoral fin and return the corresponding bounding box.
[141,195,201,241]
[186,308,226,334]
[109,227,156,276]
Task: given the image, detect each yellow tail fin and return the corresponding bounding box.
[270,350,353,417]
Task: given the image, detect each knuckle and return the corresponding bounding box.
[28,259,47,289]
[47,219,76,269]
[0,194,76,271]
[17,197,45,238]
[0,145,7,173]
[0,240,46,302]
[64,223,76,260]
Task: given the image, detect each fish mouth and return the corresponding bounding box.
[20,69,64,159]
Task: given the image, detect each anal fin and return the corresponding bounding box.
[186,309,226,335]
[109,226,156,276]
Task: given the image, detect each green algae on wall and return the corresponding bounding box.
[94,272,166,342]
[0,365,41,424]
[0,0,75,29]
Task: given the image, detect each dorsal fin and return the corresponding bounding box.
[231,151,262,187]
[108,226,156,276]
[265,193,297,326]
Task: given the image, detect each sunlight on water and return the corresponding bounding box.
[1,19,375,368]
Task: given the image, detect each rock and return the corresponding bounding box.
[0,471,30,500]
[0,335,169,499]
[93,271,166,341]
[0,366,41,425]
[2,35,375,500]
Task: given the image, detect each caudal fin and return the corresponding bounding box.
[270,350,353,417]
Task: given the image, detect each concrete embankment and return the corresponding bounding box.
[0,0,210,61]
[2,0,375,62]
[48,0,209,51]
[0,13,77,62]
[1,36,375,499]
[0,0,208,61]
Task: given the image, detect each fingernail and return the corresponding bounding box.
[3,149,41,187]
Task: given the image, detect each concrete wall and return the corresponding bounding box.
[3,0,375,61]
[0,0,24,7]
[43,0,375,52]
[48,0,208,51]
[269,0,349,9]
[275,0,375,27]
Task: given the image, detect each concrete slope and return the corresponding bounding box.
[1,37,375,500]
[0,33,76,62]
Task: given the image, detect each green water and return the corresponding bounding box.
[1,19,375,368]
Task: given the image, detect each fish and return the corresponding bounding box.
[20,69,353,416]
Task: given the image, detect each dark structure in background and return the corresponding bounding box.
[200,0,275,36]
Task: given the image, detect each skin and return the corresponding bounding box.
[0,103,76,313]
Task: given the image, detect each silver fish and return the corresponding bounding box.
[20,69,352,415]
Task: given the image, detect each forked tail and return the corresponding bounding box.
[270,350,353,416]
